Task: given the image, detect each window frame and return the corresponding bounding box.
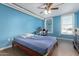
[61,13,75,35]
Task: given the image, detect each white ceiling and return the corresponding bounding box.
[3,3,79,20]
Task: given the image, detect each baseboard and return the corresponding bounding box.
[0,45,12,51]
[58,37,74,41]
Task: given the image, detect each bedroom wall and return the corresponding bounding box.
[51,11,79,40]
[75,11,79,28]
[53,16,61,37]
[0,4,44,48]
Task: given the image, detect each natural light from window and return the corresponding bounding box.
[61,13,74,35]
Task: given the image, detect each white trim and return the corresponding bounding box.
[2,3,44,20]
[57,37,74,41]
[44,19,47,29]
[0,45,12,51]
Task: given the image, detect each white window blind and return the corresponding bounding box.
[61,13,74,35]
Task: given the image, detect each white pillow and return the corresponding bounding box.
[22,33,34,38]
[26,33,34,37]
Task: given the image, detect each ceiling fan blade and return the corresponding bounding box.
[40,11,43,14]
[49,3,53,5]
[51,8,58,10]
[38,6,47,9]
[39,8,45,9]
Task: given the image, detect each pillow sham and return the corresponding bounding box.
[21,33,34,38]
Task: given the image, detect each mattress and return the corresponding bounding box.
[14,35,57,55]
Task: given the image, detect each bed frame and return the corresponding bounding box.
[12,41,58,56]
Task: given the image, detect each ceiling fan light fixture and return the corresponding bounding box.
[48,10,51,14]
[44,10,48,14]
[44,10,51,14]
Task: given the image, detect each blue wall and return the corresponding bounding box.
[0,4,44,48]
[53,16,61,37]
[75,11,79,28]
[52,11,79,40]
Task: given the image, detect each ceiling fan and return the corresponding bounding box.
[38,3,63,14]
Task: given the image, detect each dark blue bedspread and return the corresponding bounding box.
[14,35,57,55]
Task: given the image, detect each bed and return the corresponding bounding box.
[12,33,58,56]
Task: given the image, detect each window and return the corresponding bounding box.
[61,13,74,35]
[45,18,53,33]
